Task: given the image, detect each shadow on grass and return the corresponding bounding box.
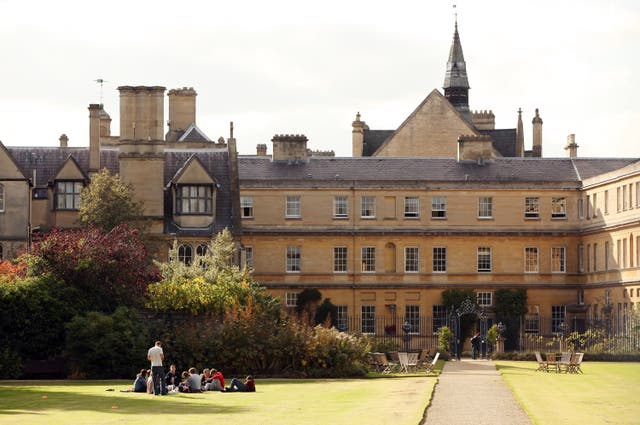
[0,384,254,416]
[494,363,537,374]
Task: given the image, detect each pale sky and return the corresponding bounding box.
[1,0,638,158]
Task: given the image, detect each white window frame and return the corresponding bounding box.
[431,196,447,219]
[551,247,566,273]
[525,197,540,219]
[360,196,376,218]
[432,305,447,333]
[244,246,253,268]
[551,197,567,219]
[333,246,348,273]
[477,247,492,272]
[551,305,566,333]
[176,184,213,214]
[578,243,584,272]
[361,246,376,272]
[285,195,301,218]
[241,196,254,218]
[55,181,83,211]
[285,292,298,308]
[405,305,420,334]
[478,196,493,219]
[286,246,301,272]
[404,247,419,273]
[524,247,539,273]
[333,196,348,218]
[404,196,420,218]
[432,246,447,273]
[336,305,348,331]
[477,292,493,307]
[361,305,376,334]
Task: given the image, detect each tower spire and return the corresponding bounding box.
[443,12,471,121]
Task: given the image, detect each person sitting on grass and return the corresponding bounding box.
[178,371,190,393]
[225,375,255,392]
[165,364,180,390]
[120,369,147,392]
[210,368,225,391]
[187,367,202,393]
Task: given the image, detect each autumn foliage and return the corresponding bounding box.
[23,224,159,311]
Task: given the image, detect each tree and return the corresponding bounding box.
[493,289,527,350]
[314,298,338,327]
[79,168,145,232]
[22,225,157,312]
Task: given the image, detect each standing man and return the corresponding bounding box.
[147,341,166,395]
[471,332,481,360]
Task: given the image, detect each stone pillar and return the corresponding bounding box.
[565,133,579,158]
[532,108,543,157]
[516,108,524,157]
[352,112,365,157]
[88,104,101,173]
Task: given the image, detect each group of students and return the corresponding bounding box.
[127,364,255,394]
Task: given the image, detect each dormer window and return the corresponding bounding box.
[176,184,213,214]
[55,181,83,210]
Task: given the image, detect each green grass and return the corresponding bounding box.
[0,376,437,425]
[494,361,640,425]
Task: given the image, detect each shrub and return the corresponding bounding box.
[65,307,150,379]
[0,347,23,379]
[438,326,452,352]
[0,276,78,363]
[22,225,156,312]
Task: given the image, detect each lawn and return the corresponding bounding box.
[494,361,640,425]
[0,375,437,425]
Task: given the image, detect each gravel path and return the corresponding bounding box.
[421,359,532,425]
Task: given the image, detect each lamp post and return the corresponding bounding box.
[558,321,568,352]
[402,321,412,352]
[479,307,488,359]
[496,322,506,353]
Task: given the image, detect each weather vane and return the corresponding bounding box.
[94,78,107,107]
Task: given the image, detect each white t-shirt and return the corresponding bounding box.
[148,345,163,366]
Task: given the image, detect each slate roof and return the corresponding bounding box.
[6,147,119,186]
[362,129,394,156]
[239,156,640,186]
[164,150,233,235]
[178,123,212,142]
[480,129,517,157]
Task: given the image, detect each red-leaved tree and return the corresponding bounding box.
[23,225,159,312]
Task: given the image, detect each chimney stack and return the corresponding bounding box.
[88,104,101,173]
[118,86,166,141]
[352,112,365,157]
[565,134,579,158]
[256,143,267,156]
[532,108,543,157]
[516,108,524,157]
[272,134,309,163]
[167,87,197,132]
[59,133,68,148]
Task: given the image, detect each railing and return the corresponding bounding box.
[340,314,640,354]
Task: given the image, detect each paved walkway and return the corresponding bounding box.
[422,359,532,425]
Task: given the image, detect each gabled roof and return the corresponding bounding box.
[166,153,217,187]
[178,123,212,142]
[6,147,119,186]
[0,140,28,181]
[50,154,89,183]
[164,150,233,236]
[371,89,479,156]
[362,129,395,156]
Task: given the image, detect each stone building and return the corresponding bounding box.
[0,86,239,262]
[237,21,640,341]
[0,21,638,345]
